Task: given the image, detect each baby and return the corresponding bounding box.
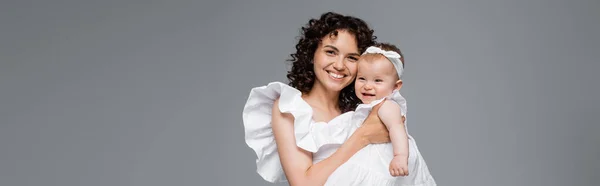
[355,43,410,177]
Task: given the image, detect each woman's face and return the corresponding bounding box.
[312,30,360,92]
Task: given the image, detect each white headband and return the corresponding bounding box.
[362,46,403,79]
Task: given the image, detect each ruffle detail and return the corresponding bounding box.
[242,81,352,182]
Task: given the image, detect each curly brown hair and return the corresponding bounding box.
[286,12,377,112]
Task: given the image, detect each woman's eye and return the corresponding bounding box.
[348,56,358,62]
[326,50,335,55]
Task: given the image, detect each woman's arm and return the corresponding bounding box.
[271,99,389,186]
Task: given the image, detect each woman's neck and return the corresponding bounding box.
[303,82,341,112]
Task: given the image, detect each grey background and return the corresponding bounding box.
[1,0,598,185]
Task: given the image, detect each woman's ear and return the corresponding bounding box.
[395,80,403,91]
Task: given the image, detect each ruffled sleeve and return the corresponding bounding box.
[242,82,324,182]
[388,90,407,116]
[387,90,410,136]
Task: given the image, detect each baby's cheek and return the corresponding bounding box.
[353,81,362,91]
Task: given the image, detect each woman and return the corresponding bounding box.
[243,12,390,185]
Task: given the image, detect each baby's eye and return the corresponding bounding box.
[357,77,365,80]
[375,79,383,82]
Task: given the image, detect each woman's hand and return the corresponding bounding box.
[356,99,391,145]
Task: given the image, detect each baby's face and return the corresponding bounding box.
[354,56,401,104]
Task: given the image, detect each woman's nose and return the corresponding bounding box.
[332,59,344,71]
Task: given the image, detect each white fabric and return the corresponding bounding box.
[242,82,353,182]
[242,82,436,185]
[319,90,437,185]
[363,46,404,79]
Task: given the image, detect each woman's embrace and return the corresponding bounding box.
[243,12,435,186]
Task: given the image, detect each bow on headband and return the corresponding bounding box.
[362,46,404,78]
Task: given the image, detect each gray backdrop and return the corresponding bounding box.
[1,0,598,185]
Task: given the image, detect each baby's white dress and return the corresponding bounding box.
[242,82,436,185]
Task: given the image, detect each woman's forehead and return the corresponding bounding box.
[321,31,359,53]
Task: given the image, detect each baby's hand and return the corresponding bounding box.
[389,155,409,177]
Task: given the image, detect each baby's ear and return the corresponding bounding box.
[395,80,403,91]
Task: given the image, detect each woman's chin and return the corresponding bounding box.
[326,81,351,91]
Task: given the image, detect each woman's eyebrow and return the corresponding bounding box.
[324,45,339,52]
[324,45,360,56]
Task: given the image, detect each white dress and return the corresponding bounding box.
[242,82,436,185]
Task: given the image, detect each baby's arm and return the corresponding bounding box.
[378,100,408,157]
[378,100,409,176]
